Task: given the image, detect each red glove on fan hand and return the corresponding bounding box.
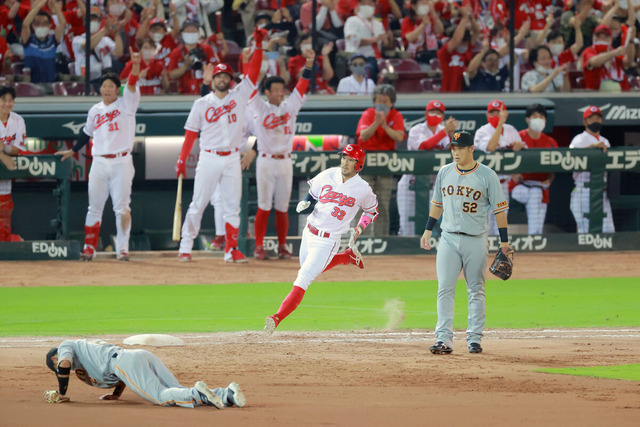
[253,28,268,46]
[175,159,186,178]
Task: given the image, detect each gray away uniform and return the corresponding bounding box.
[57,339,232,407]
[431,162,507,347]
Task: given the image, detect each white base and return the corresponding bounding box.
[122,334,185,346]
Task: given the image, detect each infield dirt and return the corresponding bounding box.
[1,252,639,426]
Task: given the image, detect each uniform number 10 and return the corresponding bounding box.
[228,113,237,123]
[331,207,346,220]
[462,202,478,213]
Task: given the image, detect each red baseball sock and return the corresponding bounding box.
[274,286,305,323]
[322,251,349,273]
[254,208,270,247]
[225,223,239,252]
[84,222,101,249]
[275,210,288,245]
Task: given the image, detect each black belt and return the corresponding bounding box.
[454,231,472,236]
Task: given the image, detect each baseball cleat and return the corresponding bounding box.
[226,382,246,407]
[224,248,247,263]
[468,342,483,354]
[116,252,130,261]
[79,247,95,261]
[194,381,224,409]
[277,244,291,259]
[254,245,269,260]
[345,247,364,269]
[206,235,225,251]
[178,253,192,262]
[429,341,453,355]
[264,315,279,335]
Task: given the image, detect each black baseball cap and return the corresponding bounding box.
[450,131,474,147]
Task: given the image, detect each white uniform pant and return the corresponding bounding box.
[256,155,293,212]
[180,151,242,253]
[112,349,229,408]
[85,155,135,254]
[570,185,615,234]
[293,225,341,291]
[488,178,510,235]
[210,187,224,234]
[511,184,547,235]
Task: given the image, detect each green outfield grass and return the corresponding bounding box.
[0,277,638,336]
[536,364,640,381]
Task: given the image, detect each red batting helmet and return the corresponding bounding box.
[341,144,366,172]
[212,63,233,78]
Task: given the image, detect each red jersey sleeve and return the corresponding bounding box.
[557,48,575,66]
[120,61,133,79]
[356,108,376,139]
[168,47,182,70]
[147,60,165,79]
[389,110,406,138]
[401,17,416,46]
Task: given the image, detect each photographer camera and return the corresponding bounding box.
[168,21,217,94]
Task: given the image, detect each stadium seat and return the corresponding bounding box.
[429,57,440,72]
[52,81,88,96]
[11,62,24,75]
[335,39,346,51]
[12,82,42,97]
[378,58,426,83]
[575,76,585,90]
[225,40,242,73]
[629,76,640,90]
[568,70,584,90]
[395,78,424,93]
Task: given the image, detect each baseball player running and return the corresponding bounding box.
[264,144,378,334]
[474,100,525,235]
[56,48,142,261]
[175,27,266,263]
[250,49,316,260]
[0,86,27,242]
[421,131,511,354]
[397,100,456,236]
[44,338,245,408]
[569,105,615,233]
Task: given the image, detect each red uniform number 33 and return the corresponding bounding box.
[331,207,346,220]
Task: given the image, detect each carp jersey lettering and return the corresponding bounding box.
[0,112,27,195]
[83,86,141,155]
[184,78,256,151]
[248,88,305,155]
[307,167,378,234]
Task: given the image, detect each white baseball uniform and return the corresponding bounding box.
[0,112,27,196]
[397,122,449,236]
[179,77,256,254]
[295,167,378,290]
[249,87,305,212]
[474,122,524,234]
[569,131,615,233]
[83,86,141,256]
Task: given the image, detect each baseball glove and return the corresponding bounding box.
[489,245,514,280]
[44,390,70,404]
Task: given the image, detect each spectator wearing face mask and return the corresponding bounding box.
[534,11,583,69]
[1,0,31,52]
[336,53,375,94]
[338,0,402,32]
[58,0,88,65]
[288,32,335,94]
[102,0,137,56]
[356,84,405,236]
[401,0,444,65]
[397,100,456,236]
[168,20,217,94]
[437,5,479,92]
[521,46,568,92]
[470,0,507,37]
[20,0,66,83]
[137,13,180,66]
[569,105,615,234]
[344,0,394,83]
[72,6,123,82]
[120,38,168,94]
[466,38,508,91]
[600,3,637,49]
[474,99,525,234]
[582,24,635,91]
[509,103,558,235]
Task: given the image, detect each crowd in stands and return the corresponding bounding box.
[1,0,640,95]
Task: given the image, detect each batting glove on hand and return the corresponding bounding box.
[44,390,70,404]
[296,200,310,213]
[348,227,361,248]
[175,159,186,179]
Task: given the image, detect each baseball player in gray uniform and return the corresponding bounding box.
[44,339,245,409]
[421,131,511,354]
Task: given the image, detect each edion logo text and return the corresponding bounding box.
[16,157,56,176]
[32,242,68,258]
[577,234,613,249]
